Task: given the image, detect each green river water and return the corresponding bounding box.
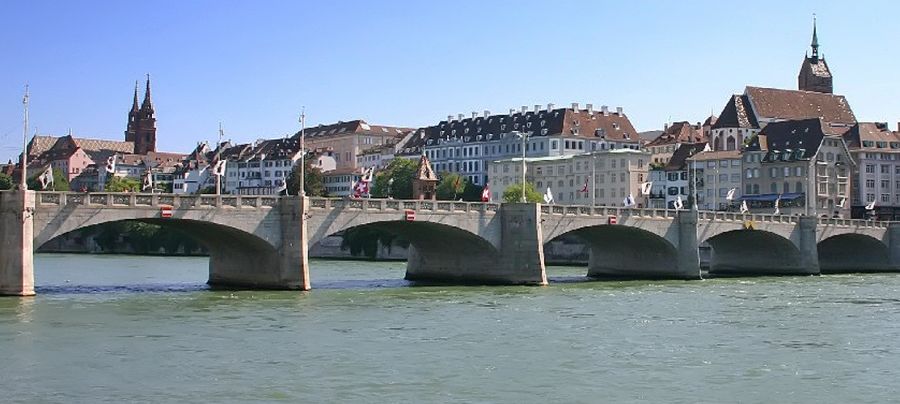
[1,254,899,403]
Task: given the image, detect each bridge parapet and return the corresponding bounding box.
[307,197,500,214]
[540,204,678,219]
[34,192,280,210]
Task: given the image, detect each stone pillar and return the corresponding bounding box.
[498,203,547,285]
[797,215,821,275]
[676,210,702,279]
[888,223,900,271]
[0,191,35,296]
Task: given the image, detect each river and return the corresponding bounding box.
[1,254,899,403]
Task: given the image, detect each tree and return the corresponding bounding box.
[0,173,12,190]
[105,176,141,192]
[370,158,417,199]
[27,168,69,191]
[436,172,466,200]
[502,182,543,203]
[461,181,485,202]
[287,159,326,196]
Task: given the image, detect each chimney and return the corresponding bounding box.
[586,104,593,114]
[521,105,528,113]
[897,122,900,132]
[547,103,555,111]
[458,113,464,121]
[616,107,623,115]
[509,108,516,115]
[447,115,454,122]
[471,111,478,119]
[601,105,609,116]
[571,102,579,111]
[664,123,669,131]
[534,104,541,112]
[484,110,490,117]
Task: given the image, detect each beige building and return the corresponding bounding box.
[490,149,650,206]
[297,119,413,171]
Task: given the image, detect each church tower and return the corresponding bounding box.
[125,75,157,154]
[798,17,833,94]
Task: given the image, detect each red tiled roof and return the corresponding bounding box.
[744,86,855,124]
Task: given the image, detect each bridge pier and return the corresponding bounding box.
[0,191,35,296]
[888,223,900,271]
[796,216,821,275]
[676,210,702,279]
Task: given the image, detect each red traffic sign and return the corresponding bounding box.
[607,215,617,225]
[404,209,415,221]
[160,205,173,218]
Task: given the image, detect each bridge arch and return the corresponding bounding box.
[313,219,506,284]
[704,229,805,276]
[548,224,681,279]
[818,234,891,273]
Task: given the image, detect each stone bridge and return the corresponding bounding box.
[1,190,898,296]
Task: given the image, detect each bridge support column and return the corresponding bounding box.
[497,203,547,285]
[797,216,821,275]
[0,191,35,296]
[676,211,702,280]
[888,223,900,271]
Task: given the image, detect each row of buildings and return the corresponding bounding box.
[4,22,899,219]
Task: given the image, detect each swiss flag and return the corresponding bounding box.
[579,177,589,193]
[481,184,491,202]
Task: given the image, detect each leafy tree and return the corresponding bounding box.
[27,168,69,191]
[287,159,326,196]
[436,172,466,200]
[0,173,12,190]
[461,181,485,202]
[105,176,141,192]
[502,182,543,203]
[370,158,417,199]
[198,185,216,194]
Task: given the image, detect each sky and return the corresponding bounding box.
[1,0,899,162]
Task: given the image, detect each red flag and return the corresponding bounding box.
[579,177,589,193]
[481,184,491,202]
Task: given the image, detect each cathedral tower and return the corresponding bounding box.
[125,75,157,154]
[798,17,833,94]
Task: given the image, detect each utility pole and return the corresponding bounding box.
[591,154,596,206]
[518,132,528,202]
[299,107,306,197]
[21,85,29,190]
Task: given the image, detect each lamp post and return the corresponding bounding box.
[299,107,306,197]
[21,84,29,190]
[516,131,529,202]
[591,154,597,206]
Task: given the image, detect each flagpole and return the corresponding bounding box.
[591,154,596,207]
[216,122,223,195]
[299,107,306,197]
[21,84,29,190]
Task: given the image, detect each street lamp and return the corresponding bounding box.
[21,85,29,191]
[591,154,597,206]
[299,107,306,197]
[515,131,530,202]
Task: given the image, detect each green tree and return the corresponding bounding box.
[287,159,326,196]
[27,168,70,191]
[461,181,485,202]
[0,173,12,190]
[436,172,466,200]
[370,158,417,199]
[502,182,543,203]
[105,176,141,192]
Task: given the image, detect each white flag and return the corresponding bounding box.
[213,160,227,176]
[105,155,117,174]
[774,196,781,215]
[39,166,54,190]
[865,199,876,211]
[740,200,749,214]
[640,181,653,196]
[543,187,554,204]
[361,167,375,183]
[142,171,153,191]
[837,197,846,208]
[275,175,288,195]
[674,195,684,211]
[623,193,635,207]
[726,188,736,201]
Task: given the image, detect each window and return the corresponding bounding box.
[866,179,875,188]
[783,182,790,193]
[753,184,759,194]
[882,194,891,203]
[551,140,558,150]
[882,165,891,174]
[746,184,752,194]
[783,167,791,177]
[770,183,778,193]
[882,179,890,189]
[866,164,875,174]
[770,167,778,178]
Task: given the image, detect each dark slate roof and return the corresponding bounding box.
[665,142,709,171]
[746,118,826,159]
[711,95,759,129]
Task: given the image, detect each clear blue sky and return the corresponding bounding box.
[2,0,898,162]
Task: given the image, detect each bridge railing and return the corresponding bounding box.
[35,191,280,209]
[306,197,501,213]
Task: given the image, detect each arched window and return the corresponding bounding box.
[753,184,760,194]
[795,182,803,193]
[714,136,722,151]
[783,182,790,193]
[770,183,778,193]
[726,136,736,151]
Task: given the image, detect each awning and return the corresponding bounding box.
[741,192,804,202]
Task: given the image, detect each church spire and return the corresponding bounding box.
[131,81,139,112]
[141,74,153,112]
[810,14,819,60]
